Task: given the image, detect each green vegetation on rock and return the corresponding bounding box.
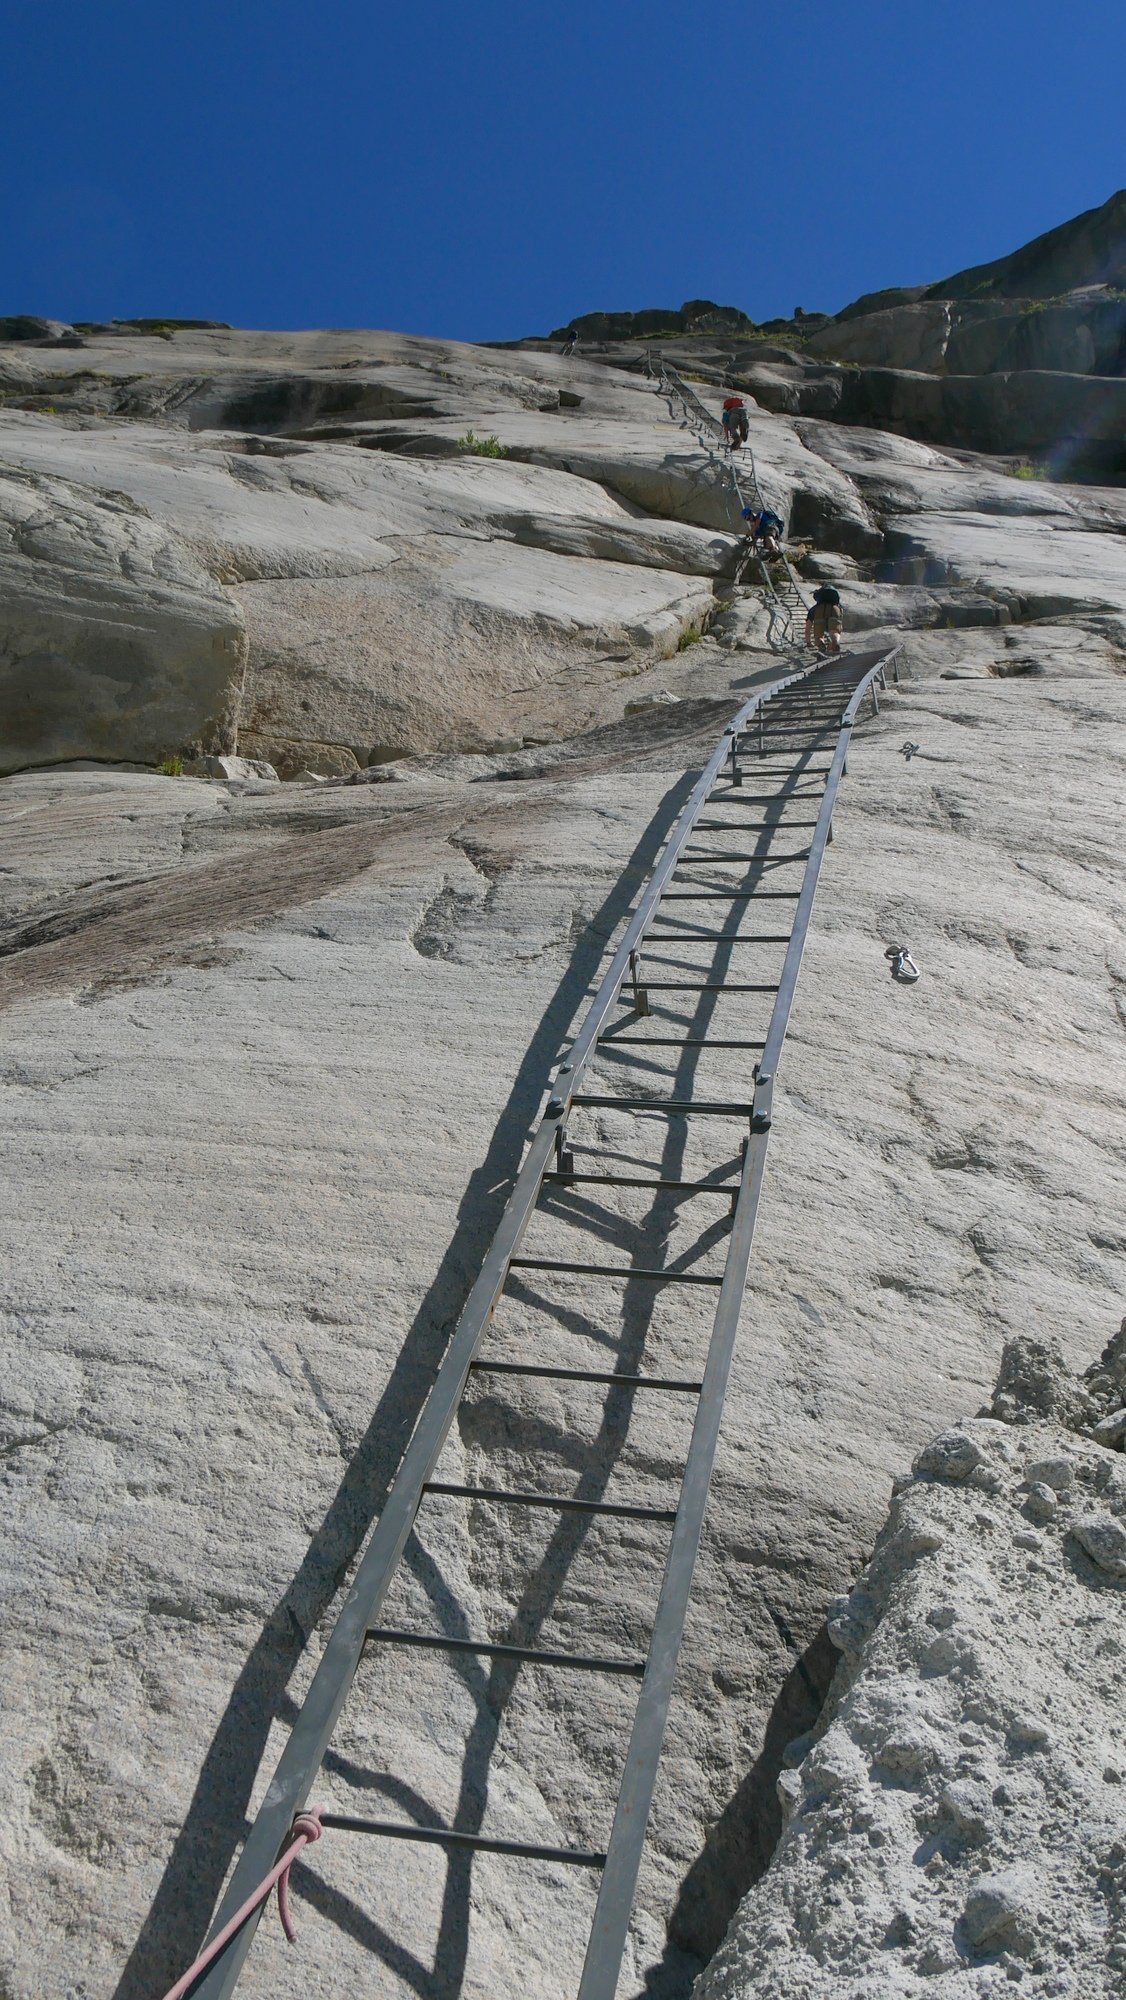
[457,429,507,458]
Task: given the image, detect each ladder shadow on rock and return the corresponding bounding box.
[112,774,698,2000]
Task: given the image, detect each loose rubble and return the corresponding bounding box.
[696,1327,1126,1998]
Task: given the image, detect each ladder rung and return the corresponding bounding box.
[597,1035,765,1048]
[642,931,792,942]
[364,1628,646,1674]
[617,981,780,992]
[423,1482,679,1521]
[569,1094,754,1113]
[470,1360,704,1391]
[708,788,826,800]
[318,1814,606,1866]
[690,823,820,833]
[508,1257,723,1284]
[542,1171,737,1192]
[659,889,803,900]
[679,848,815,860]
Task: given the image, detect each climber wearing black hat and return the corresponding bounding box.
[806,584,843,654]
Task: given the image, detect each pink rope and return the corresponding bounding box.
[159,1808,324,2000]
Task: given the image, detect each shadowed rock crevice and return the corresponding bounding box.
[662,1624,838,1972]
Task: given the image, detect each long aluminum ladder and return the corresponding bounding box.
[183,645,900,2000]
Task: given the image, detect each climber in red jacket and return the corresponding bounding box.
[721,397,749,449]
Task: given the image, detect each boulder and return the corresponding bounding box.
[695,1360,1126,1999]
[181,754,278,783]
[624,687,680,714]
[799,551,861,582]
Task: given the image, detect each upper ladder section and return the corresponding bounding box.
[648,352,810,647]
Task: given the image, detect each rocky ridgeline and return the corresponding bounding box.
[543,190,1126,478]
[697,1329,1126,1998]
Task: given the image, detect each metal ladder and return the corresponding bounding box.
[186,645,900,2000]
[647,354,811,649]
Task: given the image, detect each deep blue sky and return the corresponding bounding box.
[4,0,1123,340]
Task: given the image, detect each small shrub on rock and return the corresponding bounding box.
[456,429,506,458]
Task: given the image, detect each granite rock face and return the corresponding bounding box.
[804,293,1126,382]
[0,341,728,774]
[0,462,246,770]
[695,1333,1126,1999]
[677,341,1126,477]
[4,316,1125,776]
[0,312,1125,2000]
[804,302,955,373]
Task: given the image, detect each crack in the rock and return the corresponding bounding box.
[1,1421,68,1457]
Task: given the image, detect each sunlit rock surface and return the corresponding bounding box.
[0,316,1124,1999]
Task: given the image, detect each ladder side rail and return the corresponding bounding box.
[576,645,899,2000]
[755,650,897,1123]
[576,1096,772,2000]
[550,657,826,1102]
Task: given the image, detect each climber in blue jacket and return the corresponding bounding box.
[742,506,784,557]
